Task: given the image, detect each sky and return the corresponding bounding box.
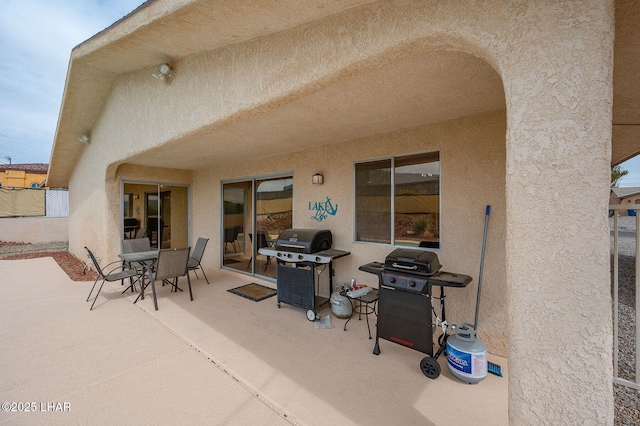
[0,0,639,188]
[0,0,143,164]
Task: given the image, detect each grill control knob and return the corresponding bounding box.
[298,255,303,260]
[409,280,416,288]
[388,277,396,284]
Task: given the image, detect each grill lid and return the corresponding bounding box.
[384,248,441,277]
[275,229,332,254]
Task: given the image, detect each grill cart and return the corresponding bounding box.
[259,229,350,321]
[360,248,472,379]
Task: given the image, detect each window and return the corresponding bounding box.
[355,151,440,248]
[30,182,40,188]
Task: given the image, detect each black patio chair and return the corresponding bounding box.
[123,218,138,239]
[85,247,141,311]
[148,247,192,311]
[147,218,165,248]
[187,237,209,284]
[247,232,271,272]
[223,227,240,253]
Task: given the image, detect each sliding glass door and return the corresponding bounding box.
[222,175,292,279]
[122,182,189,249]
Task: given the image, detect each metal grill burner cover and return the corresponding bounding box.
[383,248,442,277]
[274,229,332,254]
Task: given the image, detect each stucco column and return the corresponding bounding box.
[502,2,614,424]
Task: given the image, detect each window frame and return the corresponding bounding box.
[354,150,441,249]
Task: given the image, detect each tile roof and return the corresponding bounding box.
[611,186,640,198]
[0,163,49,173]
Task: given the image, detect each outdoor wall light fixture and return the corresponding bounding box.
[152,63,173,82]
[312,173,324,185]
[79,135,90,144]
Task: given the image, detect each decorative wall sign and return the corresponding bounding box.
[309,196,338,222]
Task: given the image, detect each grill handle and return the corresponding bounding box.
[391,263,418,271]
[278,243,306,250]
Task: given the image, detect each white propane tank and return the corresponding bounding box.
[330,291,352,319]
[446,324,487,384]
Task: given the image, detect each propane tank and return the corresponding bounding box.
[330,290,352,319]
[446,324,487,384]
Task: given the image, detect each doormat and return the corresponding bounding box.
[223,258,241,265]
[227,283,277,302]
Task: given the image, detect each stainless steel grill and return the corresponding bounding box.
[260,229,349,321]
[360,248,472,379]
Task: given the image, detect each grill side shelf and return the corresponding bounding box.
[359,262,472,288]
[428,272,472,288]
[359,261,384,275]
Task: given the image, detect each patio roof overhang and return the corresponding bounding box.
[612,0,640,165]
[47,0,379,187]
[46,0,640,187]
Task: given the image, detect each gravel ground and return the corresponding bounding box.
[0,221,638,423]
[0,240,97,281]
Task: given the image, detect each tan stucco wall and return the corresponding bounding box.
[64,1,615,424]
[196,109,508,354]
[0,217,68,243]
[67,160,192,262]
[620,194,640,206]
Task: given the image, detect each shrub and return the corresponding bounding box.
[412,216,428,236]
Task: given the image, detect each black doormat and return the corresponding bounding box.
[227,283,277,302]
[223,258,241,265]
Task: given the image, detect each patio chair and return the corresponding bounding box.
[123,218,138,239]
[148,247,192,311]
[85,247,141,311]
[122,237,154,276]
[123,238,151,254]
[147,218,165,248]
[247,232,271,272]
[224,227,240,253]
[188,237,209,284]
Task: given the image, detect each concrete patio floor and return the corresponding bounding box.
[0,257,508,425]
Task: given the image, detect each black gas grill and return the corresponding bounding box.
[259,229,350,321]
[360,248,472,379]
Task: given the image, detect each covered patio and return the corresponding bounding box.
[0,257,507,425]
[44,1,640,423]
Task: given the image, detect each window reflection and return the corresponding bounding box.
[355,152,440,248]
[222,176,293,279]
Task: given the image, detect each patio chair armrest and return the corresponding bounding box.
[103,260,136,276]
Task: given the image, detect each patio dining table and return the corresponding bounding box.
[119,250,159,308]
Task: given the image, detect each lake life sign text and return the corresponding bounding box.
[309,196,338,222]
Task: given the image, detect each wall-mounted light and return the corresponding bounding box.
[79,135,90,144]
[152,63,173,81]
[312,173,324,185]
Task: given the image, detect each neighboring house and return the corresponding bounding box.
[0,163,48,188]
[46,1,639,424]
[611,186,640,215]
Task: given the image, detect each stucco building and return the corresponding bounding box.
[0,163,48,188]
[611,186,640,215]
[47,1,640,424]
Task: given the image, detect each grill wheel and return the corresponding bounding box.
[420,356,441,379]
